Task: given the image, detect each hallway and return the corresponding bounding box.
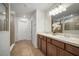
[11,40,44,56]
[10,4,52,56]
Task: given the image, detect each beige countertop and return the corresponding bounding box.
[37,32,79,47]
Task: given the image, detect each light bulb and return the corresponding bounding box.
[23,15,26,18]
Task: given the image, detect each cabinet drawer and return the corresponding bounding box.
[66,44,79,55]
[52,39,65,49]
[58,48,73,56]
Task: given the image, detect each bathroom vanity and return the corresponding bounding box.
[37,33,79,56]
[37,4,79,56]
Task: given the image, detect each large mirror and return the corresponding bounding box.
[50,3,79,36]
[64,15,79,30]
[0,3,9,31]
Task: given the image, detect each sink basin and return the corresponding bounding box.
[53,35,71,40]
[54,35,65,38]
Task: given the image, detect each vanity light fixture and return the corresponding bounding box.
[49,5,67,16]
[20,18,28,22]
[49,4,72,16]
[23,15,26,18]
[2,11,6,15]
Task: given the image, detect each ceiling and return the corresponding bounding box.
[11,3,79,19]
[11,3,58,17]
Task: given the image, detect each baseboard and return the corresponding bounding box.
[10,43,15,52]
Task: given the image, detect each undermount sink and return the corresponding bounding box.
[53,34,71,40]
[45,32,74,39]
[55,35,65,37]
[54,35,65,38]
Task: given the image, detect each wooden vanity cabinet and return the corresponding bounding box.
[47,38,57,56]
[37,35,43,50]
[41,36,47,55]
[37,35,40,48]
[52,39,64,49]
[37,34,79,56]
[47,42,57,56]
[65,44,79,55]
[57,48,73,56]
[37,35,47,55]
[51,39,73,56]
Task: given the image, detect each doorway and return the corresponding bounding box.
[16,18,31,41]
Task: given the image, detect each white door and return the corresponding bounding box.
[16,19,31,41]
[17,21,27,41]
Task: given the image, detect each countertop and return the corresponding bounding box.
[37,32,79,47]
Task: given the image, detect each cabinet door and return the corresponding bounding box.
[58,48,73,56]
[37,35,40,49]
[37,35,42,50]
[66,44,79,55]
[52,39,64,49]
[47,43,57,56]
[41,39,47,55]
